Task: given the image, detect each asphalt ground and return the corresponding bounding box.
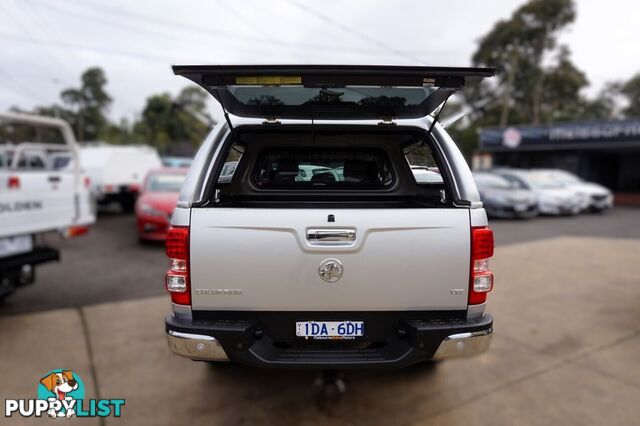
[2,231,639,425]
[1,207,638,316]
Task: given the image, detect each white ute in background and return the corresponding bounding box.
[77,144,162,213]
[0,111,95,300]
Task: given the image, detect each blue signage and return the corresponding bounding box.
[480,119,640,150]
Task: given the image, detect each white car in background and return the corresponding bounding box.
[410,165,443,184]
[541,169,613,212]
[496,169,582,216]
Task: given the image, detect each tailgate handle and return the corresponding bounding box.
[306,228,355,244]
[48,175,61,183]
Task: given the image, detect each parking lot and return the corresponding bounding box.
[2,208,640,425]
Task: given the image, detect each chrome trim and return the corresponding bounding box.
[318,258,344,282]
[306,228,356,243]
[167,330,229,361]
[432,327,492,360]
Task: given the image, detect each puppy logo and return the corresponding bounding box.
[40,371,78,401]
[37,369,84,419]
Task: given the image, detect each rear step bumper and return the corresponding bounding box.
[165,313,493,369]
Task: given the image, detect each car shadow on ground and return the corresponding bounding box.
[197,360,441,424]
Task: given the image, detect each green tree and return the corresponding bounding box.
[61,67,112,141]
[471,0,576,126]
[620,74,640,117]
[133,86,213,153]
[451,0,619,161]
[538,46,589,122]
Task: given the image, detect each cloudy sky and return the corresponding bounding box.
[1,0,639,123]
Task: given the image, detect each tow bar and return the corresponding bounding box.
[314,370,347,412]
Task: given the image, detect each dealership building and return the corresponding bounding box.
[476,119,640,204]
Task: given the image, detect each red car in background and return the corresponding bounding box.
[135,168,188,242]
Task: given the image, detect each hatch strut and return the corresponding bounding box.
[406,91,455,154]
[212,87,238,139]
[426,91,454,138]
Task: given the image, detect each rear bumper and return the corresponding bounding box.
[0,247,59,271]
[165,312,493,369]
[136,216,169,241]
[97,188,138,204]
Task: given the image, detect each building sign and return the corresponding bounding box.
[501,127,522,148]
[480,119,640,150]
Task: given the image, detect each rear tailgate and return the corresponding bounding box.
[0,169,77,238]
[190,208,470,311]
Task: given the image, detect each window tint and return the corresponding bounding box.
[17,153,46,170]
[228,86,434,107]
[253,148,393,189]
[217,143,244,183]
[404,142,443,184]
[52,156,71,170]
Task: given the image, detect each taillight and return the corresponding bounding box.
[8,176,20,189]
[65,226,89,238]
[166,226,190,305]
[84,176,91,188]
[470,226,494,305]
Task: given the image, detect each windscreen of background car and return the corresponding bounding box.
[146,174,186,192]
[526,173,566,189]
[474,173,515,189]
[252,148,393,190]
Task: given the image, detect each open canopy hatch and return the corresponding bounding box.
[173,65,496,121]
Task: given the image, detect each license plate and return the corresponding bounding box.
[0,235,32,258]
[296,321,364,340]
[514,204,527,212]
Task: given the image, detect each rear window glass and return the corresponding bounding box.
[252,148,393,190]
[217,143,244,184]
[228,86,434,107]
[404,143,443,184]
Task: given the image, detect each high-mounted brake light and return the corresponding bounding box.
[469,226,494,305]
[165,226,190,305]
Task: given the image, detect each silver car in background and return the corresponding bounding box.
[473,171,538,219]
[495,169,582,216]
[541,169,613,212]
